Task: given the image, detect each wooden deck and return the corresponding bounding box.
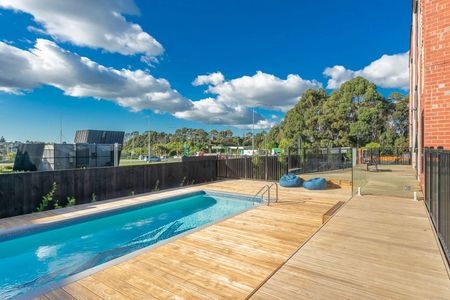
[251,194,450,299]
[1,179,349,299]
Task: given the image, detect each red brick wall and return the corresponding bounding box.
[421,0,450,149]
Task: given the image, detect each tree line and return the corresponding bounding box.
[123,77,408,157]
[123,128,268,157]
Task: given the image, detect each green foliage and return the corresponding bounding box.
[122,127,270,157]
[365,142,381,149]
[54,199,62,209]
[91,193,97,203]
[37,182,57,212]
[267,77,409,149]
[66,196,76,207]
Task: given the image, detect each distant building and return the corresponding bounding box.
[0,141,21,161]
[409,0,450,179]
[13,130,125,171]
[75,130,125,144]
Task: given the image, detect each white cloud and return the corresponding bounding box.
[0,0,164,62]
[0,39,276,128]
[0,39,190,113]
[192,72,225,86]
[174,97,276,129]
[324,52,409,90]
[235,119,277,130]
[204,71,322,112]
[180,71,321,127]
[174,98,265,126]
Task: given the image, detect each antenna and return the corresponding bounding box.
[58,115,68,143]
[147,120,151,160]
[252,107,255,153]
[59,116,63,143]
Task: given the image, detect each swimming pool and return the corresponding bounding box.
[0,190,258,299]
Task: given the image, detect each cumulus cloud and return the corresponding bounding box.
[203,71,322,112]
[184,71,321,127]
[0,0,164,62]
[174,98,266,127]
[0,39,276,128]
[0,39,190,113]
[324,52,409,90]
[192,72,225,86]
[235,119,277,130]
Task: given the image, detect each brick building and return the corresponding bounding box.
[410,0,450,179]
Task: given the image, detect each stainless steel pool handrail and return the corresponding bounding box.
[251,183,278,206]
[266,182,279,202]
[251,185,269,205]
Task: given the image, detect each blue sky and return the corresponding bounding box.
[0,0,411,142]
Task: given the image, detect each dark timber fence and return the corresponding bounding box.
[0,149,353,219]
[217,147,352,181]
[0,157,217,218]
[424,148,450,262]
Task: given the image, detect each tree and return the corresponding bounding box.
[266,77,407,149]
[284,88,328,148]
[0,136,5,143]
[380,92,409,149]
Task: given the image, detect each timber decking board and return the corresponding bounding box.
[12,179,349,299]
[251,195,450,300]
[4,175,450,299]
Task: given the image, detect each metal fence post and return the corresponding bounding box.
[244,156,247,179]
[225,154,228,178]
[288,148,291,171]
[113,143,119,167]
[437,151,440,232]
[265,153,268,181]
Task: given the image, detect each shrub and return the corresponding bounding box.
[66,196,76,207]
[37,182,57,212]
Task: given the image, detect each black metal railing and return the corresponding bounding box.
[362,147,412,165]
[217,147,352,181]
[424,147,450,262]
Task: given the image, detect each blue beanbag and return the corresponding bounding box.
[279,173,303,187]
[303,178,327,190]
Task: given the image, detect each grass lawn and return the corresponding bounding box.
[119,159,150,166]
[119,159,180,166]
[0,162,13,174]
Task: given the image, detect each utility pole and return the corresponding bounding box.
[265,133,267,154]
[59,116,63,144]
[297,136,302,151]
[131,132,135,159]
[147,120,151,161]
[252,108,255,154]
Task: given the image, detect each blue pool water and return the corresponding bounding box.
[0,191,256,299]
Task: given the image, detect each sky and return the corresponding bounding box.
[0,0,411,142]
